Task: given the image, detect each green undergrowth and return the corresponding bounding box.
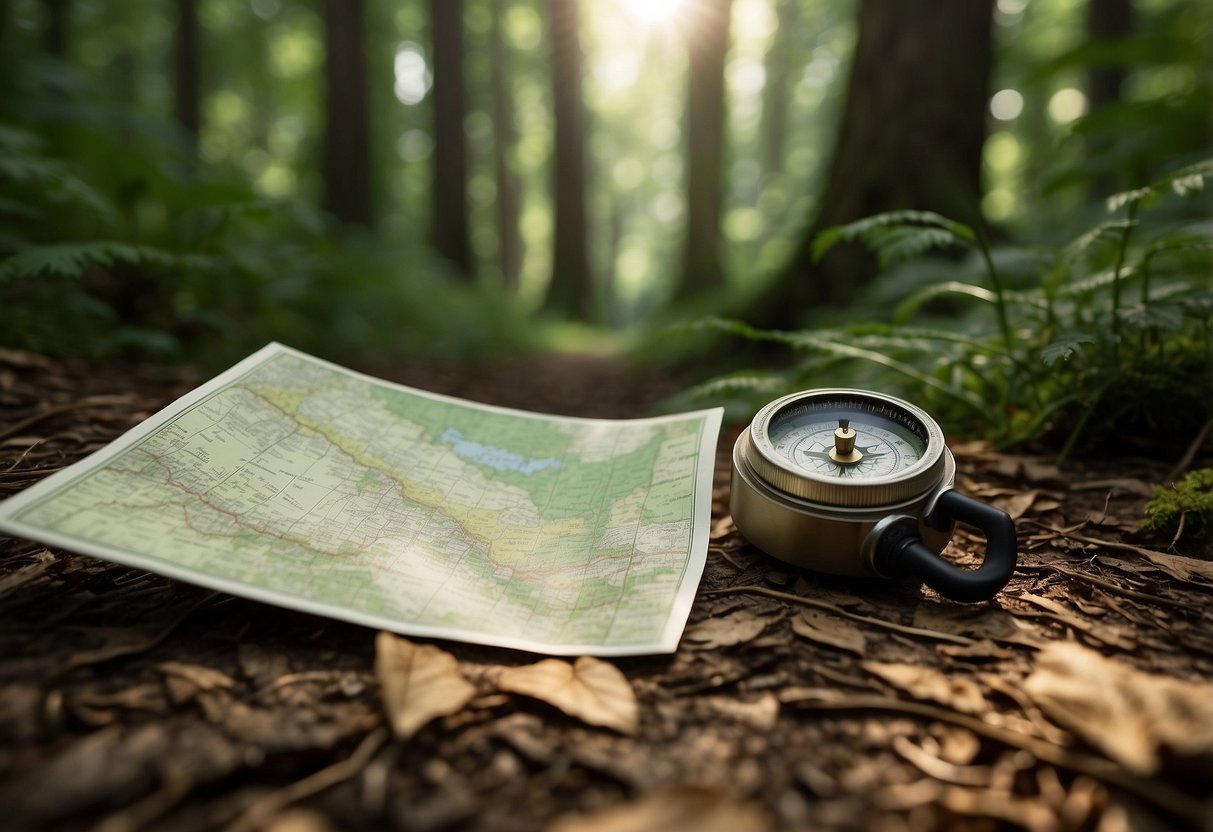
[0,63,536,372]
[678,161,1213,459]
[1142,468,1213,545]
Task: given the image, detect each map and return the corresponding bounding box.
[0,344,722,655]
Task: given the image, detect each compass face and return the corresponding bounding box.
[744,390,947,507]
[768,405,926,480]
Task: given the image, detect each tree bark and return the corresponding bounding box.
[1086,0,1133,113]
[677,0,734,300]
[543,0,593,321]
[42,0,69,57]
[321,0,373,227]
[760,0,797,182]
[1085,0,1134,195]
[430,0,474,276]
[489,0,522,289]
[755,0,995,327]
[173,0,201,139]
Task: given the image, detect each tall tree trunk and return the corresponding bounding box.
[430,0,473,276]
[543,0,593,320]
[1086,0,1134,195]
[1086,0,1133,113]
[677,0,733,299]
[760,0,796,183]
[173,0,201,139]
[42,0,69,57]
[489,0,523,290]
[321,0,373,227]
[756,0,995,327]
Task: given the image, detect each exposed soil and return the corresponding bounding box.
[2,347,1212,832]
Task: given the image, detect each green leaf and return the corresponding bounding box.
[893,281,997,323]
[1066,220,1136,258]
[1041,333,1097,366]
[1118,304,1184,333]
[810,210,976,264]
[1105,159,1213,212]
[0,241,210,282]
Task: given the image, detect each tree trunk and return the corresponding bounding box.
[42,0,68,57]
[1085,0,1134,195]
[760,0,797,182]
[173,0,201,139]
[543,0,593,321]
[321,0,373,227]
[1086,0,1133,113]
[489,0,522,289]
[430,0,473,276]
[755,0,995,327]
[677,0,733,300]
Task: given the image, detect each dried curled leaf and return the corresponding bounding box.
[683,610,769,649]
[1025,642,1213,776]
[374,632,475,741]
[498,656,638,735]
[862,661,987,715]
[791,610,866,655]
[158,660,236,705]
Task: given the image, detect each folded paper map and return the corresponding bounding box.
[0,344,722,655]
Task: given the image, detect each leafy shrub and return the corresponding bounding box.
[684,161,1213,456]
[0,65,535,369]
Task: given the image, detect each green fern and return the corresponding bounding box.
[811,210,976,264]
[0,241,211,282]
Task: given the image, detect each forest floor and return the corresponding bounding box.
[1,347,1212,832]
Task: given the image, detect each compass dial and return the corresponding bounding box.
[770,410,924,479]
[744,389,947,507]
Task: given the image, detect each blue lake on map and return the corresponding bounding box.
[440,428,561,475]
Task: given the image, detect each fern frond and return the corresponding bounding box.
[786,330,987,413]
[682,373,787,403]
[811,210,976,262]
[1065,220,1137,259]
[866,226,963,268]
[1105,158,1213,212]
[0,241,212,282]
[893,281,997,323]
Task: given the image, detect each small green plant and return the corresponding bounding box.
[1142,468,1213,544]
[687,160,1213,457]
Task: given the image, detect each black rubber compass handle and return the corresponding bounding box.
[874,490,1017,602]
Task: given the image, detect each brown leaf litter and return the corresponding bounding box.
[2,349,1213,831]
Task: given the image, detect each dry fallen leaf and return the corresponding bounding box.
[1024,641,1213,776]
[791,609,866,655]
[862,662,987,715]
[546,787,772,832]
[683,609,769,649]
[498,655,638,735]
[374,632,476,741]
[912,602,1039,647]
[158,660,236,705]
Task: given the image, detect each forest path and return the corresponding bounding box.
[1,347,1212,832]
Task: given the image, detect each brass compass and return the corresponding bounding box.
[731,389,1016,602]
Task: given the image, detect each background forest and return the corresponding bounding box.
[1,0,1210,446]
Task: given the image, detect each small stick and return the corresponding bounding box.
[703,585,976,646]
[227,725,388,832]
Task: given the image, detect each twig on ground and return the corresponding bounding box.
[227,725,389,832]
[781,692,1212,830]
[703,585,977,646]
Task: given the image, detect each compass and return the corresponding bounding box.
[731,389,1016,602]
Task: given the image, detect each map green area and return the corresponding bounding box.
[0,344,722,655]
